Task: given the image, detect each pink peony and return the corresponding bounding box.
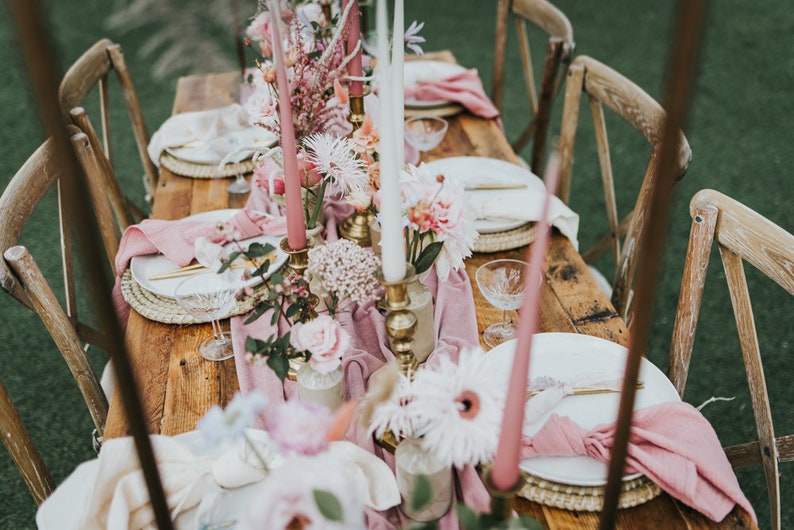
[267,399,331,455]
[290,315,350,373]
[239,455,365,530]
[253,157,285,195]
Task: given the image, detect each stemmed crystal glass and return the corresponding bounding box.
[404,116,449,154]
[475,259,537,348]
[174,272,238,361]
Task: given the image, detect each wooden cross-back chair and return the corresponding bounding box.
[58,38,156,241]
[492,0,574,172]
[668,189,794,530]
[0,137,110,448]
[557,55,692,321]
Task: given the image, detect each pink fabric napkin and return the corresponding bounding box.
[521,401,756,523]
[404,69,500,119]
[112,205,286,327]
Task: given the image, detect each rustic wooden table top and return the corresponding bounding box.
[104,52,757,529]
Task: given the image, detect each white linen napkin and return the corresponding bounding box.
[469,189,580,250]
[147,103,252,166]
[36,430,400,530]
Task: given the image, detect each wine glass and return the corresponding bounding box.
[404,116,449,154]
[475,259,539,348]
[174,272,238,361]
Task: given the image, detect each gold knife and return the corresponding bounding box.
[464,183,528,191]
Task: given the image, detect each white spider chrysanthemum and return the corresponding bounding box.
[367,372,427,440]
[303,133,368,196]
[412,348,505,468]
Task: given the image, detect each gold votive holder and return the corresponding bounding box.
[339,209,372,247]
[375,264,419,377]
[481,466,521,522]
[279,237,319,380]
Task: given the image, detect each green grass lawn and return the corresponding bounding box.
[1,0,792,528]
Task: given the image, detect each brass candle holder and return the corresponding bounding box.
[339,209,372,247]
[279,237,319,380]
[348,86,371,131]
[375,264,419,377]
[481,466,521,522]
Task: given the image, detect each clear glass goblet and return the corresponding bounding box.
[174,272,238,362]
[475,259,540,348]
[404,116,449,154]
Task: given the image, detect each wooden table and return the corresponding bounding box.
[104,55,756,529]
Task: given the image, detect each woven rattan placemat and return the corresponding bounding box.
[473,223,536,253]
[159,152,256,179]
[404,103,464,119]
[120,269,264,324]
[518,472,662,512]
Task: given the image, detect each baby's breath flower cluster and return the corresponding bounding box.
[308,239,381,315]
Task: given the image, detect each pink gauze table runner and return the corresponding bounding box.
[230,187,490,528]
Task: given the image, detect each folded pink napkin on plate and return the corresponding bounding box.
[112,208,286,326]
[404,69,500,119]
[521,401,756,523]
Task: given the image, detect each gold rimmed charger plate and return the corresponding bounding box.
[404,102,464,119]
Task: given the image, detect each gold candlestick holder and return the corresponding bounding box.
[348,86,371,131]
[339,209,372,247]
[481,466,521,522]
[279,237,319,380]
[375,264,419,377]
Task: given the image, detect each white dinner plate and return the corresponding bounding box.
[484,333,681,486]
[130,209,288,299]
[165,127,278,165]
[423,156,545,234]
[404,60,467,108]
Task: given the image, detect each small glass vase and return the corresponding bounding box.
[407,279,435,363]
[296,363,345,411]
[395,437,452,522]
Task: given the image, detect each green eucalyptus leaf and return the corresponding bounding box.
[414,241,443,274]
[455,504,480,530]
[246,242,275,257]
[244,303,268,324]
[266,353,290,381]
[313,489,344,522]
[410,474,434,512]
[270,272,284,285]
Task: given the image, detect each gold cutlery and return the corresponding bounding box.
[148,251,277,281]
[464,183,528,191]
[526,380,645,398]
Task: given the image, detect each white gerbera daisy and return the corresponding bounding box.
[366,372,427,440]
[412,348,505,468]
[303,133,369,196]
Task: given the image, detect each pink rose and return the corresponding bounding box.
[253,158,286,195]
[290,315,350,373]
[296,153,323,187]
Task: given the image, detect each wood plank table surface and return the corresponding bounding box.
[104,51,757,529]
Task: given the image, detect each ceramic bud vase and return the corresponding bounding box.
[395,437,452,522]
[305,223,325,248]
[296,363,345,411]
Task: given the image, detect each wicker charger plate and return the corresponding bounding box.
[473,223,536,253]
[518,471,663,512]
[405,103,464,119]
[159,152,256,179]
[120,269,265,325]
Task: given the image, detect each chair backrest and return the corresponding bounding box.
[492,0,574,172]
[58,38,156,238]
[0,138,109,440]
[668,188,794,530]
[557,55,692,321]
[0,375,54,505]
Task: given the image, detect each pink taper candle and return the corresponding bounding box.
[343,0,363,97]
[269,0,307,250]
[490,154,561,491]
